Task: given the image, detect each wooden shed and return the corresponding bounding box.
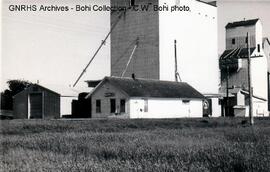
[13,84,60,119]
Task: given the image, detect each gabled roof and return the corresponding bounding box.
[85,80,102,88]
[89,77,205,99]
[226,19,259,29]
[220,48,256,60]
[31,84,60,95]
[14,84,60,98]
[13,83,90,98]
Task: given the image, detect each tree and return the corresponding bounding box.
[0,79,32,110]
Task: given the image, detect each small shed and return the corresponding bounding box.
[86,76,205,119]
[13,84,60,119]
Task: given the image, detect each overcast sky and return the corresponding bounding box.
[1,0,270,91]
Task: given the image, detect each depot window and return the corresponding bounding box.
[96,100,101,113]
[130,0,135,6]
[120,99,126,113]
[110,99,116,113]
[258,44,261,52]
[232,38,235,45]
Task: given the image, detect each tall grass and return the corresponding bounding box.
[1,118,270,171]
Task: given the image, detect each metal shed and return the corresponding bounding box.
[13,84,60,119]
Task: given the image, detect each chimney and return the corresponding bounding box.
[132,73,136,80]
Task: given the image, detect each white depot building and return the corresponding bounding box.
[110,0,221,117]
[219,19,269,117]
[87,77,205,118]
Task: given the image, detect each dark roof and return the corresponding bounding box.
[85,80,102,87]
[31,84,60,95]
[92,77,205,99]
[226,19,259,29]
[14,84,60,98]
[220,48,256,60]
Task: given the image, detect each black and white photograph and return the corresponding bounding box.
[1,0,270,171]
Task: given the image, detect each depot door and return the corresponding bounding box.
[203,99,212,117]
[133,100,144,118]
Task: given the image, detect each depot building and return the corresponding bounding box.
[86,76,205,119]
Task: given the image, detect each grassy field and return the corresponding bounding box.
[1,118,270,172]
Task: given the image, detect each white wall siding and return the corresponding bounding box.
[243,98,268,117]
[60,97,77,116]
[237,92,245,106]
[251,53,268,100]
[130,98,203,118]
[253,99,268,116]
[211,98,221,117]
[251,50,268,116]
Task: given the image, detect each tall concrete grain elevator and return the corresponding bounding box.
[110,0,221,117]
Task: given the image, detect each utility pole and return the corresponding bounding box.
[174,40,181,82]
[247,32,254,125]
[226,66,229,117]
[121,38,139,78]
